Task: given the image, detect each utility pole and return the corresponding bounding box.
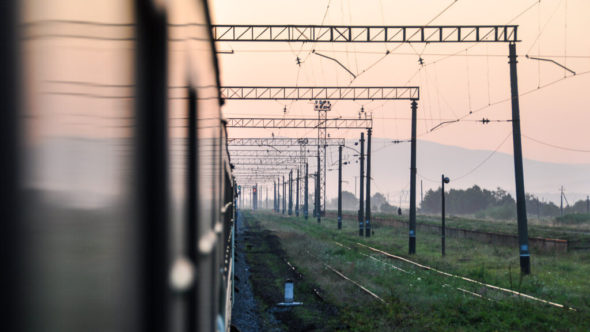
[274,181,277,212]
[560,186,564,217]
[365,128,372,237]
[359,132,365,236]
[316,168,321,223]
[509,42,530,275]
[288,170,293,215]
[421,180,423,206]
[587,196,589,214]
[253,184,257,210]
[304,162,309,220]
[283,175,287,214]
[441,175,450,257]
[338,145,343,230]
[409,100,418,254]
[266,185,268,209]
[296,168,300,217]
[279,178,282,212]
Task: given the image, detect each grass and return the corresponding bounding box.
[556,213,590,225]
[340,210,590,242]
[244,209,590,331]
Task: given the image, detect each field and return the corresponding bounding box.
[348,210,590,242]
[239,210,590,331]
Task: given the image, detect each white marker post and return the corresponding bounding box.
[277,279,303,307]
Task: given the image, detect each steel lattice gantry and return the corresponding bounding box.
[227,117,372,129]
[228,137,345,147]
[229,150,318,157]
[212,25,518,43]
[232,157,307,165]
[233,165,294,172]
[221,86,419,100]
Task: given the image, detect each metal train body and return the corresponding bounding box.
[0,1,235,331]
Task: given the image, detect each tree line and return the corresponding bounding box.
[421,185,589,219]
[325,185,589,221]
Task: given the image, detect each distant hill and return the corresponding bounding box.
[326,138,590,207]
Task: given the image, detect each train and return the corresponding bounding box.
[1,1,236,331]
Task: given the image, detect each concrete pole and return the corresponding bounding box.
[359,132,365,236]
[316,168,321,223]
[365,128,372,237]
[283,175,287,214]
[304,163,309,220]
[441,175,447,257]
[509,42,531,275]
[338,145,343,230]
[288,170,293,215]
[316,147,321,221]
[296,168,300,217]
[409,100,418,254]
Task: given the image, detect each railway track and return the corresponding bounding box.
[309,235,575,311]
[354,242,576,311]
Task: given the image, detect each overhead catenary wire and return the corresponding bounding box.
[526,0,564,55]
[353,0,460,82]
[426,70,590,134]
[218,49,590,59]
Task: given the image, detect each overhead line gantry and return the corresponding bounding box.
[216,22,530,274]
[229,150,318,158]
[228,137,345,147]
[212,25,518,43]
[232,157,307,165]
[221,86,419,100]
[227,117,372,129]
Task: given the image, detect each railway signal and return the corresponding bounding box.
[442,175,450,257]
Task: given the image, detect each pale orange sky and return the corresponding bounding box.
[212,0,590,165]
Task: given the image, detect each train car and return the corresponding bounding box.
[0,1,235,331]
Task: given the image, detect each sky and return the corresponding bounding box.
[211,0,590,167]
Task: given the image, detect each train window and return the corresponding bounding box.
[20,1,141,331]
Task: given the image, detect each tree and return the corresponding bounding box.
[380,202,398,214]
[341,191,359,211]
[327,191,358,211]
[371,192,388,212]
[421,188,442,213]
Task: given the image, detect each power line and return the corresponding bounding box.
[424,0,459,25]
[453,132,512,182]
[426,70,590,134]
[526,0,564,55]
[523,135,590,153]
[218,49,590,59]
[506,0,541,24]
